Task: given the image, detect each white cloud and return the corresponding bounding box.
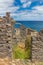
[20,0,27,3]
[32,5,43,15]
[0,0,19,16]
[10,10,42,21]
[0,0,13,8]
[22,1,31,8]
[20,0,31,8]
[0,0,43,21]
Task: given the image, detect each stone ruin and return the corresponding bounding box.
[31,30,43,62]
[13,22,43,62]
[0,12,14,59]
[0,12,43,62]
[12,23,27,49]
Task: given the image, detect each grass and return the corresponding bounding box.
[25,35,31,59]
[12,45,26,59]
[12,35,31,59]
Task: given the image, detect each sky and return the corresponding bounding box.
[0,0,43,21]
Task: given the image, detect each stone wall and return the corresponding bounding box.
[32,31,43,62]
[0,12,13,59]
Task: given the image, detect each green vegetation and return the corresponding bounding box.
[25,35,31,59]
[12,35,31,59]
[12,45,26,59]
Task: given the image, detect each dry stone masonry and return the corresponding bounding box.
[32,31,43,62]
[0,12,14,59]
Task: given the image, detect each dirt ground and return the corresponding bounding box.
[0,58,43,65]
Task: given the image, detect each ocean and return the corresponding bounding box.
[14,21,43,32]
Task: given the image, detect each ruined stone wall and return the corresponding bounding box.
[0,18,7,58]
[13,24,43,61]
[0,12,13,59]
[32,32,43,61]
[13,25,27,43]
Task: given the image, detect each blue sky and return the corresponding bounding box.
[0,0,43,21]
